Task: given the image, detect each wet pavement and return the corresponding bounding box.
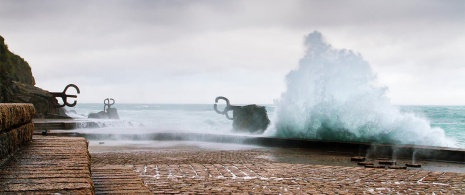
[1,136,464,194]
[90,140,465,194]
[0,136,94,194]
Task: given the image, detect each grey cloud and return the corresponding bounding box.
[0,0,463,104]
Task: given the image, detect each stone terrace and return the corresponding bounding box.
[1,137,465,194]
[91,144,465,194]
[132,163,465,194]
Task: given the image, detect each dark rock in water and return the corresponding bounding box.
[107,107,119,119]
[88,111,108,119]
[0,36,66,118]
[88,98,120,119]
[88,108,119,119]
[232,104,270,134]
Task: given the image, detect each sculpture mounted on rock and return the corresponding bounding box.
[88,98,120,119]
[214,96,270,134]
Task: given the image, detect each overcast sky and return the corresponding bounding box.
[0,0,464,105]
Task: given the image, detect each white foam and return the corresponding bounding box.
[272,31,456,147]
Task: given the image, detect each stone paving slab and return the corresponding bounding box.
[92,165,152,194]
[132,163,465,194]
[0,136,94,194]
[91,144,465,194]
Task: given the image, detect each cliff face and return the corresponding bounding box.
[0,36,35,87]
[0,35,62,118]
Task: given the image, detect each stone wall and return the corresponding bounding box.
[0,103,35,163]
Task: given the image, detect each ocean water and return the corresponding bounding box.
[68,103,465,149]
[66,32,465,149]
[273,31,457,148]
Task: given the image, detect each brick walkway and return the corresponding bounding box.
[92,165,152,194]
[90,144,465,194]
[131,163,465,194]
[2,135,464,194]
[0,136,94,194]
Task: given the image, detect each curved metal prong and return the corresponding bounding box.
[215,96,230,105]
[214,96,231,114]
[65,100,77,107]
[225,111,234,120]
[213,104,223,114]
[63,84,80,94]
[50,84,80,108]
[214,96,241,120]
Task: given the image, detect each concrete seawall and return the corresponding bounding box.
[0,103,35,163]
[77,132,465,163]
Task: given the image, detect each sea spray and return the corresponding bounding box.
[273,31,456,147]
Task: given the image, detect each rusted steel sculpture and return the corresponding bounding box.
[214,96,270,133]
[88,98,119,119]
[214,96,241,120]
[104,98,115,112]
[50,84,80,107]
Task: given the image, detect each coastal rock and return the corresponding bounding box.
[107,108,120,119]
[10,81,65,118]
[88,111,108,119]
[0,35,64,118]
[88,98,120,119]
[232,104,270,133]
[88,108,119,119]
[0,36,35,86]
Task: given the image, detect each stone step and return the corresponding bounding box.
[33,119,100,130]
[92,165,152,194]
[0,136,94,194]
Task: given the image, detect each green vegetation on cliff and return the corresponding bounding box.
[0,35,62,118]
[0,36,35,86]
[0,35,36,103]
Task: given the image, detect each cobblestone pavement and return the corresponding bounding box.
[90,143,465,194]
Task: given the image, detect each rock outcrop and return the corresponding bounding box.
[0,36,35,87]
[232,104,270,134]
[88,110,119,119]
[0,35,63,118]
[88,106,120,119]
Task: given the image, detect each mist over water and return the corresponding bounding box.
[69,104,246,135]
[273,31,456,147]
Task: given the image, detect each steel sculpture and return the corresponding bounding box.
[50,84,80,107]
[214,96,241,120]
[104,98,115,112]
